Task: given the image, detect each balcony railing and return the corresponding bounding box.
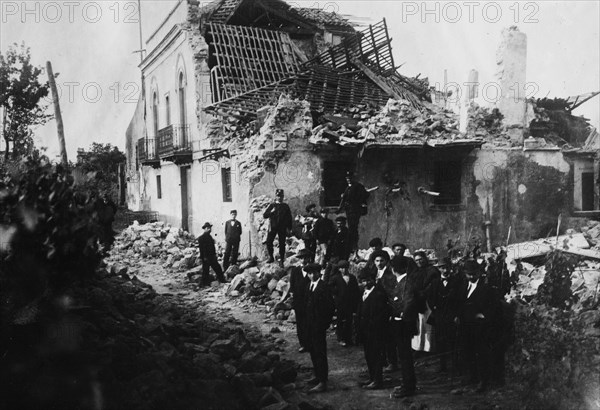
[157,124,191,160]
[137,137,160,166]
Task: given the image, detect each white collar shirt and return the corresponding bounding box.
[376,268,385,280]
[397,273,407,283]
[467,279,478,298]
[362,287,374,301]
[310,278,320,292]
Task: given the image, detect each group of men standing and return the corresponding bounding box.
[196,210,242,285]
[288,242,513,396]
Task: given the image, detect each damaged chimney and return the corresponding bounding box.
[495,26,527,144]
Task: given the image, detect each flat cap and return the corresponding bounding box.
[202,222,212,229]
[335,216,347,222]
[336,260,349,269]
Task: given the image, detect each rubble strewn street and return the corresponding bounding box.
[104,218,600,409]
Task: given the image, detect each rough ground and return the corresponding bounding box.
[127,258,524,410]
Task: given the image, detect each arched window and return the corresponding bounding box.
[178,72,187,144]
[152,92,159,136]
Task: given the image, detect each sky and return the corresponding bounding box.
[1,0,599,160]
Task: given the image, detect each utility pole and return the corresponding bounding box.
[46,61,68,165]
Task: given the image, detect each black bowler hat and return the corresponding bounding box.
[303,262,322,274]
[335,216,347,223]
[296,248,313,259]
[462,259,481,274]
[202,222,212,229]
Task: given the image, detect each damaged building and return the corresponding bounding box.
[125,0,600,258]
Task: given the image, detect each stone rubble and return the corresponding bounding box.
[101,224,332,410]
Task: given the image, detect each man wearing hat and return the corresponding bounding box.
[357,267,389,390]
[337,171,370,252]
[428,257,460,373]
[328,260,360,347]
[313,208,335,265]
[456,259,494,392]
[304,262,335,393]
[370,249,399,373]
[300,204,319,261]
[197,222,225,285]
[289,248,313,353]
[388,256,419,397]
[263,189,293,267]
[223,210,242,271]
[328,215,350,261]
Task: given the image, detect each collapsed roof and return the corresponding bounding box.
[200,0,430,122]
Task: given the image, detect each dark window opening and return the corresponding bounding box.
[433,161,462,205]
[322,161,353,207]
[156,175,162,199]
[222,168,232,202]
[165,95,171,125]
[582,172,594,211]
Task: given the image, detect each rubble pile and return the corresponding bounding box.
[72,264,330,410]
[113,221,213,272]
[309,99,512,147]
[505,245,600,409]
[208,96,313,184]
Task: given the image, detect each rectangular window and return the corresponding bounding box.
[433,161,462,205]
[156,175,162,199]
[221,167,232,202]
[582,172,594,211]
[322,161,353,207]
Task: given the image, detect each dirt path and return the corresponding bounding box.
[132,261,522,410]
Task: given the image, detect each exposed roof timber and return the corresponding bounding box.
[208,23,301,101]
[204,66,390,118]
[255,0,320,32]
[568,91,600,111]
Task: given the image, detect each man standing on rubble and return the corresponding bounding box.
[337,171,370,253]
[289,248,313,353]
[223,209,242,271]
[197,222,225,285]
[263,189,293,267]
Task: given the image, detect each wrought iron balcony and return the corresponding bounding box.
[157,124,192,164]
[137,138,160,168]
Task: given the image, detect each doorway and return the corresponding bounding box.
[180,166,192,231]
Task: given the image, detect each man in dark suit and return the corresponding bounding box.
[305,262,335,393]
[223,210,242,271]
[300,204,318,261]
[263,189,293,267]
[328,216,350,261]
[428,258,460,373]
[313,208,335,265]
[389,256,420,397]
[328,260,360,347]
[337,171,370,252]
[457,259,495,392]
[370,249,398,372]
[289,248,313,353]
[357,267,389,389]
[197,222,225,285]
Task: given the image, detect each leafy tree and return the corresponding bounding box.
[0,43,52,160]
[75,143,126,199]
